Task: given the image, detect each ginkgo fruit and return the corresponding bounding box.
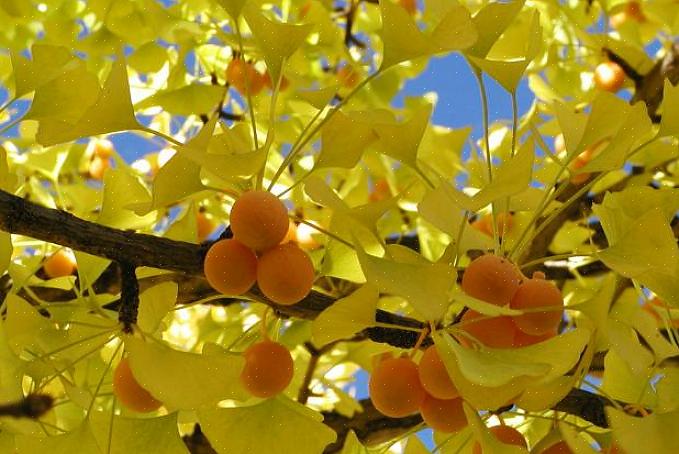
[43,249,77,279]
[262,72,290,91]
[472,425,528,454]
[91,138,114,158]
[230,190,290,251]
[204,239,258,296]
[240,339,294,398]
[88,155,110,180]
[369,178,391,202]
[337,65,359,88]
[295,221,321,250]
[472,212,514,238]
[399,0,417,15]
[609,2,644,28]
[461,254,523,307]
[570,148,594,185]
[369,356,426,418]
[226,58,264,96]
[256,243,315,305]
[196,211,215,242]
[113,358,162,413]
[512,327,557,348]
[418,345,459,400]
[540,441,573,454]
[554,134,565,153]
[510,274,564,336]
[593,62,625,92]
[458,310,517,349]
[419,395,467,433]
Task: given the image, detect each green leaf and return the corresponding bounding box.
[137,282,178,334]
[465,0,526,58]
[559,423,598,454]
[125,336,248,410]
[312,283,378,347]
[199,396,337,454]
[10,44,77,98]
[607,407,679,453]
[315,110,377,170]
[134,116,217,213]
[4,294,52,357]
[136,84,226,116]
[463,402,528,454]
[98,168,155,230]
[243,3,312,82]
[89,412,187,454]
[597,208,679,306]
[215,0,249,20]
[659,79,679,138]
[448,328,590,387]
[36,54,141,146]
[15,424,101,454]
[380,1,476,69]
[340,431,368,454]
[372,102,432,170]
[0,318,26,403]
[356,246,454,321]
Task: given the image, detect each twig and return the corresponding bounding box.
[118,261,139,333]
[0,394,54,419]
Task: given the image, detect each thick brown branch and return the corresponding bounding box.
[119,261,139,333]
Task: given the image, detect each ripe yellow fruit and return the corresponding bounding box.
[593,62,625,93]
[461,255,523,307]
[196,212,215,242]
[43,249,77,279]
[240,340,294,398]
[510,277,564,336]
[92,138,115,158]
[89,156,110,180]
[113,358,162,413]
[256,243,315,305]
[337,65,359,88]
[609,2,644,28]
[540,441,574,454]
[459,310,517,349]
[230,190,289,251]
[204,239,258,296]
[399,0,417,15]
[369,356,426,418]
[419,395,467,433]
[471,212,514,238]
[226,59,264,96]
[418,345,459,400]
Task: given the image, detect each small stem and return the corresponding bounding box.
[142,127,184,148]
[298,342,322,404]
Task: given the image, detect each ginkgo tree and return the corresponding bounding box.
[0,0,679,453]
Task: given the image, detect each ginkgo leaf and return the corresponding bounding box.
[89,412,187,454]
[448,328,589,387]
[356,246,453,321]
[372,102,432,170]
[10,44,77,98]
[25,62,99,123]
[516,376,573,412]
[465,0,526,58]
[137,282,178,334]
[340,431,368,454]
[659,79,679,138]
[125,336,248,409]
[4,294,52,357]
[215,0,249,21]
[0,319,26,403]
[312,283,378,346]
[607,407,679,454]
[380,0,476,69]
[559,423,598,454]
[243,3,312,82]
[467,10,542,92]
[198,396,337,454]
[15,424,101,454]
[315,110,377,170]
[463,402,528,454]
[433,330,533,410]
[134,116,217,214]
[597,208,679,305]
[452,291,521,317]
[98,168,155,230]
[36,53,141,146]
[136,84,226,116]
[74,251,112,292]
[602,349,656,405]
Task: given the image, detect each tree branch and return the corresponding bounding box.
[0,394,54,419]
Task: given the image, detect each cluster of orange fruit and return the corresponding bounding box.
[203,190,315,306]
[367,254,566,449]
[459,254,564,348]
